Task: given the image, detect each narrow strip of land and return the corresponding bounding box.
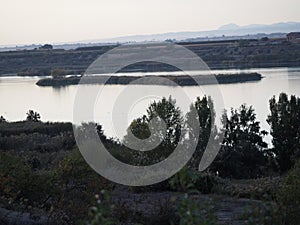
[36,73,262,87]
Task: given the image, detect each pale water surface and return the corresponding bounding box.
[1,67,300,145]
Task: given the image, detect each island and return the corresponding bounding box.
[36,72,262,87]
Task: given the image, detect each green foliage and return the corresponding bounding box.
[123,96,183,165]
[174,194,216,225]
[276,160,300,225]
[194,173,219,194]
[169,167,218,194]
[216,177,281,200]
[213,104,268,179]
[53,148,114,223]
[169,166,197,192]
[146,96,183,147]
[267,93,300,172]
[0,120,74,152]
[243,199,280,225]
[58,148,113,191]
[0,120,73,136]
[243,161,300,225]
[0,152,31,200]
[0,152,58,207]
[127,115,151,140]
[85,190,116,225]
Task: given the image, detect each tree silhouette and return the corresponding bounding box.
[185,96,217,169]
[0,116,6,123]
[212,104,268,178]
[26,110,41,122]
[267,93,300,172]
[123,96,183,165]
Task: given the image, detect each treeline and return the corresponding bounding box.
[1,93,299,177]
[108,92,299,179]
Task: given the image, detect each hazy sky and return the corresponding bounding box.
[1,0,300,46]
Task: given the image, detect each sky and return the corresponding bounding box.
[0,0,300,46]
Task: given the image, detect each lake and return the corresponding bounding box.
[1,67,300,145]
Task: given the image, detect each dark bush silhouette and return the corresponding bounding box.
[212,105,268,179]
[26,110,41,122]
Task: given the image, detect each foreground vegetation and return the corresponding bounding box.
[0,93,299,224]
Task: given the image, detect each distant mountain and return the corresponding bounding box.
[86,22,300,44]
[1,22,300,51]
[218,23,240,30]
[217,22,300,34]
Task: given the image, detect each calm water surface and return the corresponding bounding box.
[1,67,300,145]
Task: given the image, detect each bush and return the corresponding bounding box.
[242,199,280,225]
[175,194,216,225]
[169,166,197,192]
[85,190,116,225]
[216,177,282,200]
[168,167,218,194]
[276,160,300,225]
[0,121,73,136]
[0,152,31,201]
[243,161,300,225]
[0,152,58,207]
[52,148,115,223]
[194,173,219,194]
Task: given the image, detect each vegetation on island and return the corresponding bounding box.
[0,93,300,224]
[36,73,262,87]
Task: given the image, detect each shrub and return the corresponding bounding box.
[85,190,116,225]
[276,160,300,225]
[0,152,58,207]
[242,199,280,225]
[52,148,114,223]
[169,166,197,192]
[174,194,216,225]
[168,167,218,194]
[194,173,219,194]
[243,161,300,225]
[0,152,31,201]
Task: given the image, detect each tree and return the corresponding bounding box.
[212,104,268,179]
[267,93,300,172]
[146,96,183,148]
[26,110,41,122]
[126,115,151,141]
[51,68,68,79]
[185,96,217,169]
[123,96,183,165]
[0,116,6,123]
[39,44,53,50]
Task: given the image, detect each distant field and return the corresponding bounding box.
[1,39,300,76]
